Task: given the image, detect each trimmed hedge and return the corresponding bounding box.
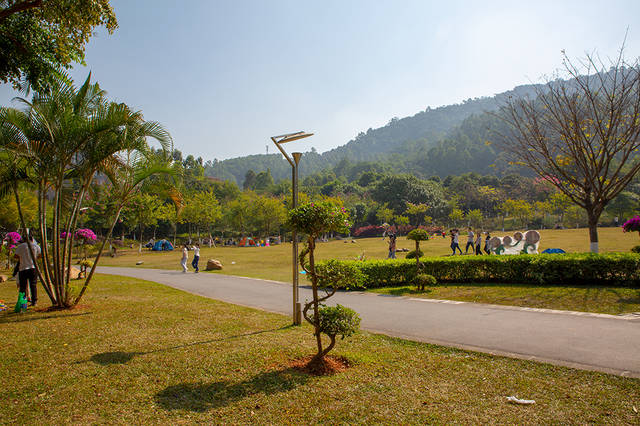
[316,253,640,289]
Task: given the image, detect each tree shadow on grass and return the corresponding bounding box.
[155,367,309,412]
[88,326,292,366]
[0,311,91,324]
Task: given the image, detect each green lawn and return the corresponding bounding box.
[99,227,640,283]
[370,284,640,315]
[0,275,638,424]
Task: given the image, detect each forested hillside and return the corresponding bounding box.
[204,83,542,185]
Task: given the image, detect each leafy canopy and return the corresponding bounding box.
[0,0,117,90]
[287,201,350,238]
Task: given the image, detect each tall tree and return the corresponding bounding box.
[0,0,117,90]
[0,73,172,308]
[499,48,640,252]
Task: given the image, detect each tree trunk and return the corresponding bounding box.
[308,238,323,361]
[587,209,600,253]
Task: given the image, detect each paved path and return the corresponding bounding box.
[98,267,640,378]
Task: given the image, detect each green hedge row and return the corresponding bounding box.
[315,253,640,288]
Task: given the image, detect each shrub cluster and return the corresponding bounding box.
[415,273,437,290]
[405,249,424,259]
[353,224,444,238]
[317,253,640,288]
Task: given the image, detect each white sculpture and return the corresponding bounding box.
[489,230,540,255]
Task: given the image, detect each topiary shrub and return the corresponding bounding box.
[415,273,437,291]
[405,249,424,259]
[407,229,429,275]
[288,201,360,371]
[317,304,361,342]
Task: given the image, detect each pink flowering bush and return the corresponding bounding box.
[4,232,21,249]
[75,228,97,242]
[622,216,640,233]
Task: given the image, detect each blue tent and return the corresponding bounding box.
[152,239,174,251]
[541,248,565,254]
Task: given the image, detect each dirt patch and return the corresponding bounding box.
[287,355,352,376]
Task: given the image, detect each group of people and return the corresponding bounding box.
[180,243,200,273]
[450,227,491,256]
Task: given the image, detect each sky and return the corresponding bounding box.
[2,0,640,161]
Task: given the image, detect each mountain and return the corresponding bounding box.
[204,83,544,185]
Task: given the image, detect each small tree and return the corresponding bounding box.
[407,228,429,276]
[499,47,640,252]
[288,201,361,372]
[449,208,464,227]
[466,209,483,228]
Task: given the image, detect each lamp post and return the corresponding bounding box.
[271,131,313,326]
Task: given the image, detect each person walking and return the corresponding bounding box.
[13,232,41,306]
[484,232,492,255]
[191,243,200,273]
[181,244,189,273]
[451,229,463,255]
[387,233,397,259]
[475,231,483,255]
[465,227,475,254]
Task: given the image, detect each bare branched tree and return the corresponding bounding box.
[498,46,640,252]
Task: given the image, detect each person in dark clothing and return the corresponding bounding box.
[475,232,483,255]
[484,232,492,255]
[13,233,41,306]
[387,234,397,259]
[191,243,200,273]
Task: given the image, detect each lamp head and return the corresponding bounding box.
[292,152,302,165]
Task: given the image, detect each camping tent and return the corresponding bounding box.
[152,239,174,251]
[541,248,565,254]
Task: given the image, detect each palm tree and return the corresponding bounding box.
[0,73,174,308]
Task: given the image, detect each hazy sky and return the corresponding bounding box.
[2,0,639,161]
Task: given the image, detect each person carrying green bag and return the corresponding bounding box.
[14,292,27,313]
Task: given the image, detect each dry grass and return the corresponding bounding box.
[0,275,638,424]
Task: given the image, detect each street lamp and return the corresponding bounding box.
[271,131,313,326]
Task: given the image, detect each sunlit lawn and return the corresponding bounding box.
[99,227,640,282]
[0,275,637,424]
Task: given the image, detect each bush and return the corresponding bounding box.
[632,245,640,254]
[405,249,423,259]
[415,273,437,290]
[407,229,429,241]
[315,259,366,290]
[317,253,640,289]
[353,225,385,238]
[317,304,361,339]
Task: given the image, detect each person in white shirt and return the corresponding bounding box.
[191,243,200,273]
[475,232,483,255]
[13,233,41,306]
[465,227,475,254]
[181,244,188,273]
[450,229,462,255]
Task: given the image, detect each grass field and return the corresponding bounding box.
[0,275,638,424]
[99,227,640,282]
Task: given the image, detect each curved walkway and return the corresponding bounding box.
[98,267,640,378]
